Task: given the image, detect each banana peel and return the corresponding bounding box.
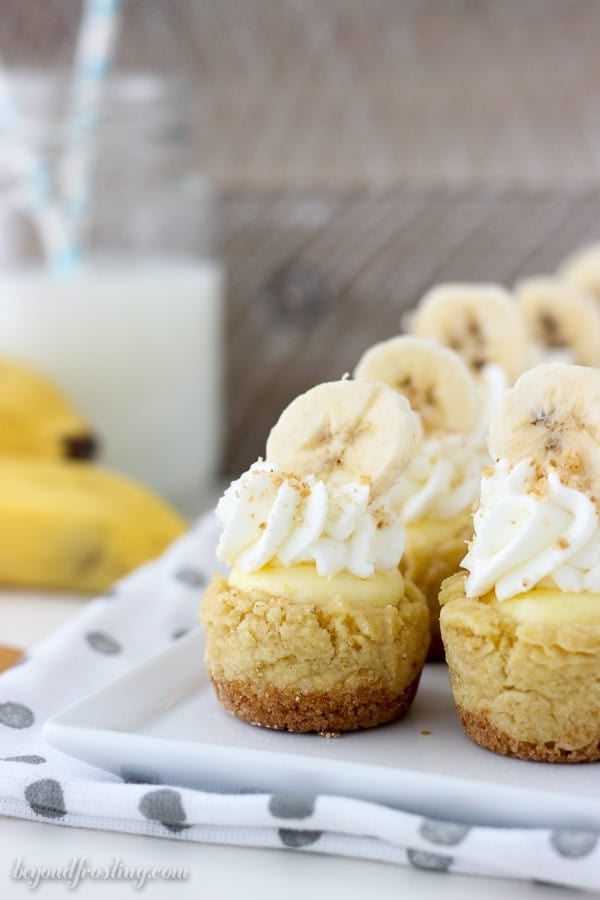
[0,458,187,593]
[0,357,97,461]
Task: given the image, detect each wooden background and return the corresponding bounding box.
[3,1,600,472]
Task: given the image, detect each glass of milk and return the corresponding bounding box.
[0,73,225,518]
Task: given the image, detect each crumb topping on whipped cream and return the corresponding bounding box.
[216,461,405,578]
[463,458,600,601]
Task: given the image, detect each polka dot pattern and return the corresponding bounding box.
[4,755,45,764]
[278,829,322,848]
[269,795,316,819]
[551,831,599,858]
[85,631,122,655]
[139,788,188,834]
[420,819,471,846]
[121,768,161,785]
[25,779,66,819]
[172,627,191,640]
[0,702,34,729]
[407,848,453,872]
[174,567,207,587]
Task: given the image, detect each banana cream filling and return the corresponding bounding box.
[228,563,406,607]
[463,458,600,601]
[216,461,405,578]
[499,589,600,624]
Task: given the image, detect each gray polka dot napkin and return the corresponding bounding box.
[0,512,598,893]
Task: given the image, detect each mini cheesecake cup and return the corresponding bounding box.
[200,566,430,734]
[439,572,600,762]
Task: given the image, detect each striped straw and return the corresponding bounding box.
[60,0,124,240]
[0,54,74,271]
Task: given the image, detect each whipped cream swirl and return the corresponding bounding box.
[216,461,405,578]
[474,363,509,445]
[391,433,485,523]
[463,458,600,601]
[390,364,508,524]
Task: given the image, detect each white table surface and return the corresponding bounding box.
[0,593,590,900]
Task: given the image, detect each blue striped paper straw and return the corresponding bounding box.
[60,0,124,239]
[0,55,74,271]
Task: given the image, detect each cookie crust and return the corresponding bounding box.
[200,571,429,733]
[456,705,600,763]
[210,673,421,734]
[440,573,600,762]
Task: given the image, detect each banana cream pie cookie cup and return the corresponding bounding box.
[200,379,430,733]
[440,363,600,762]
[355,336,494,660]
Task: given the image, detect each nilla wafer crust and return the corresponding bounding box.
[211,674,421,734]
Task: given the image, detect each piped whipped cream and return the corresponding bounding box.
[391,433,485,523]
[390,364,508,524]
[216,461,405,578]
[463,458,600,601]
[473,363,510,445]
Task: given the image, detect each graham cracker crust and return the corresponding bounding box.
[457,705,600,763]
[209,673,421,734]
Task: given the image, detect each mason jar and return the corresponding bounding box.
[0,72,225,518]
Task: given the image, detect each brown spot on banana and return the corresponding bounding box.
[539,312,567,348]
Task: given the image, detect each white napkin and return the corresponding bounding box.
[0,511,598,893]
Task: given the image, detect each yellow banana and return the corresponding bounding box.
[0,356,97,461]
[0,459,187,593]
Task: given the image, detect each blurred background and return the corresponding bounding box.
[2,0,600,476]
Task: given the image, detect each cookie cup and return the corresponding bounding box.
[439,572,600,762]
[401,510,472,661]
[200,564,429,734]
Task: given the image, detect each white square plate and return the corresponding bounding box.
[44,628,600,829]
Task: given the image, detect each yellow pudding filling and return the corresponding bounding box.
[402,510,472,659]
[490,589,600,626]
[440,575,600,629]
[439,573,600,760]
[404,512,472,551]
[229,563,406,607]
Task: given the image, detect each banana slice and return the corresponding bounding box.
[515,276,600,367]
[409,283,529,382]
[558,243,600,301]
[265,379,422,497]
[354,335,479,434]
[488,363,600,487]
